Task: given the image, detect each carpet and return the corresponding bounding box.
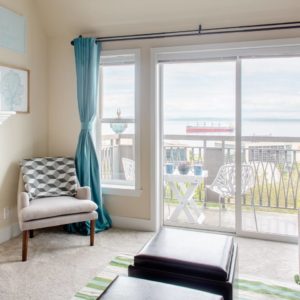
[73,255,300,300]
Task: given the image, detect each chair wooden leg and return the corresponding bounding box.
[90,219,95,246]
[29,230,34,238]
[22,231,29,261]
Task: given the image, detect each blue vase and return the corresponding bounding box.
[165,163,174,174]
[194,164,202,176]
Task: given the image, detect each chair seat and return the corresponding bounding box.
[22,196,97,222]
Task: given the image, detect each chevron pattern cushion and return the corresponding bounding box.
[21,157,78,200]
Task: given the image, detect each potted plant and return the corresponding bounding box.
[178,161,190,175]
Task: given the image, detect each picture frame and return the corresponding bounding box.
[0,64,29,113]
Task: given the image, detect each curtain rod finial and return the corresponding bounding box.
[71,35,83,46]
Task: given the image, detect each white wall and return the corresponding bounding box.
[0,0,48,241]
[48,28,300,226]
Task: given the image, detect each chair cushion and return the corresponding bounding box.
[133,227,234,281]
[98,276,223,300]
[22,196,97,222]
[21,157,78,200]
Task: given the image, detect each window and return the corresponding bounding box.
[97,50,140,194]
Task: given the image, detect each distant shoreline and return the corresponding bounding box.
[165,117,300,122]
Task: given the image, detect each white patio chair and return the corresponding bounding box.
[122,158,135,182]
[205,163,258,231]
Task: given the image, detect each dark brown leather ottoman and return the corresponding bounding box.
[97,276,223,300]
[128,227,237,300]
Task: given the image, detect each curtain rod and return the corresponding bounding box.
[71,21,300,45]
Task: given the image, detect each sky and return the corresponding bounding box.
[101,56,300,136]
[163,57,300,121]
[102,64,134,119]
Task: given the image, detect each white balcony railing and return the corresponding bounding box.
[101,134,300,211]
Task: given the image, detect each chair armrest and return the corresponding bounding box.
[76,186,91,200]
[18,192,30,210]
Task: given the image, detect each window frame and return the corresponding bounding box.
[97,48,142,197]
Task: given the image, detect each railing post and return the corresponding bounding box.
[222,140,225,164]
[110,137,116,180]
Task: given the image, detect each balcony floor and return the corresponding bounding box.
[164,202,298,236]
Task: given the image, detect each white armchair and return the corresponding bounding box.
[18,161,98,261]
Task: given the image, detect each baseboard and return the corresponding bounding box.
[111,215,156,232]
[0,223,21,244]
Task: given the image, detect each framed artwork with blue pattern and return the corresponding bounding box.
[0,64,29,113]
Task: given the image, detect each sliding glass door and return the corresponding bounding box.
[161,60,236,232]
[240,56,300,238]
[159,52,300,241]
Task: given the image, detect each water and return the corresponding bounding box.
[101,117,300,139]
[164,118,300,138]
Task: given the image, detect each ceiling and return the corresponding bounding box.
[33,0,300,38]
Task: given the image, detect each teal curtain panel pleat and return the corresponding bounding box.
[66,37,112,235]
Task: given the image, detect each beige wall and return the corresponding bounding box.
[0,0,48,231]
[0,0,298,236]
[48,29,300,221]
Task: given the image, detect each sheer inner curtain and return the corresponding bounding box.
[66,37,112,235]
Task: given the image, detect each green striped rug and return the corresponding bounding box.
[73,255,132,300]
[73,255,300,300]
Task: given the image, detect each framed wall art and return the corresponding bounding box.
[0,64,29,113]
[0,6,26,53]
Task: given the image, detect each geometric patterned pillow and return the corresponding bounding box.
[20,157,78,200]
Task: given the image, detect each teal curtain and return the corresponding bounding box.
[66,37,112,235]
